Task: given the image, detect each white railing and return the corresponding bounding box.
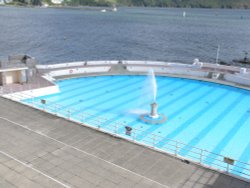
[6,92,250,181]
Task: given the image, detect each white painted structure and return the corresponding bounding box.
[35,60,250,88]
[51,0,63,4]
[0,55,37,86]
[4,60,250,102]
[0,67,28,85]
[48,66,111,77]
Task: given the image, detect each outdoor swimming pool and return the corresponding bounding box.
[23,75,250,179]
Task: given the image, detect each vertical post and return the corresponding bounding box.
[216,44,220,64]
[97,123,100,129]
[175,141,179,156]
[226,163,230,173]
[32,97,35,107]
[42,102,46,111]
[152,134,156,148]
[81,113,84,124]
[199,149,203,164]
[96,119,100,129]
[38,75,40,89]
[132,130,136,141]
[67,109,70,119]
[114,125,117,134]
[54,104,57,115]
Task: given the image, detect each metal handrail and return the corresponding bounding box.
[6,93,250,179]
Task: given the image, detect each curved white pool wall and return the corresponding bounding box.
[36,60,250,88]
[36,61,87,69]
[48,66,112,77]
[126,66,209,78]
[36,60,119,69]
[122,60,168,65]
[224,74,250,86]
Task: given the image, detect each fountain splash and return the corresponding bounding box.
[148,69,157,103]
[140,69,167,124]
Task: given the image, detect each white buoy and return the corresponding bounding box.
[183,11,186,17]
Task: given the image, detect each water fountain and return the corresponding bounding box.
[140,69,167,124]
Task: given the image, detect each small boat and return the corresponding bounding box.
[112,7,117,12]
[101,9,106,12]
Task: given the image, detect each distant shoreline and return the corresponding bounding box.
[0,4,249,10]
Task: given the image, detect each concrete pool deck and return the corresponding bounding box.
[0,97,249,188]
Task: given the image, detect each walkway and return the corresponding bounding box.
[0,73,53,95]
[0,97,249,188]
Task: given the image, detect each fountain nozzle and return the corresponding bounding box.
[140,102,167,124]
[149,102,159,119]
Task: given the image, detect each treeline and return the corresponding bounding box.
[8,0,250,8]
[66,0,250,8]
[10,0,42,5]
[63,0,113,6]
[116,0,250,8]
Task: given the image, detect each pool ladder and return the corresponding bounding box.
[210,72,222,80]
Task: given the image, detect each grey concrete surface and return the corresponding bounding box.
[0,97,249,188]
[0,73,53,95]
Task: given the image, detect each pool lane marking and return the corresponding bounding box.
[55,76,143,112]
[70,76,150,116]
[43,76,127,104]
[0,150,71,188]
[178,93,245,156]
[156,90,230,148]
[115,81,203,137]
[0,117,169,188]
[135,83,211,141]
[81,77,175,124]
[83,78,183,126]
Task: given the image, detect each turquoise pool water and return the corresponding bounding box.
[23,75,250,178]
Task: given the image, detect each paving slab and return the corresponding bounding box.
[0,97,249,188]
